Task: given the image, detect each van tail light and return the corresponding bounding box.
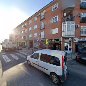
[62,56,64,70]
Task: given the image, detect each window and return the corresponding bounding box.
[34,25,37,29]
[81,26,86,36]
[80,0,86,9]
[40,54,60,66]
[52,3,58,11]
[41,31,45,38]
[51,16,58,23]
[51,28,58,34]
[41,22,45,29]
[22,36,26,39]
[50,56,60,66]
[34,17,37,21]
[29,20,32,24]
[21,30,24,33]
[34,33,37,37]
[29,34,32,38]
[40,10,45,20]
[80,13,86,23]
[29,27,32,31]
[31,53,39,59]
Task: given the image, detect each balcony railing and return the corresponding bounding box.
[62,21,75,37]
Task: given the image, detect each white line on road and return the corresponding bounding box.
[10,54,19,60]
[16,53,26,58]
[19,51,27,56]
[2,55,11,63]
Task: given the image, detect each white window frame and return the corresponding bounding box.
[51,28,58,34]
[41,10,45,19]
[29,20,32,24]
[29,34,32,38]
[34,17,37,21]
[41,31,45,38]
[29,27,32,31]
[34,25,37,30]
[51,16,58,23]
[41,22,45,29]
[81,26,86,36]
[34,33,37,37]
[52,3,58,11]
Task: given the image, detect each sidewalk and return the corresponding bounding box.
[18,48,76,61]
[18,48,33,55]
[66,52,76,61]
[0,60,6,86]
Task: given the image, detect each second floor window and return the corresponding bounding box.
[51,28,58,34]
[41,31,45,38]
[81,26,86,36]
[34,33,37,37]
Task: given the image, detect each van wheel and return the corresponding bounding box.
[50,73,60,84]
[27,60,31,65]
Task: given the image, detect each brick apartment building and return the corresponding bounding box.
[12,0,86,52]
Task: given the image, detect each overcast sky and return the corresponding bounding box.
[0,0,52,42]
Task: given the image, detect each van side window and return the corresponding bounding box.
[31,53,39,59]
[50,56,60,66]
[40,54,51,63]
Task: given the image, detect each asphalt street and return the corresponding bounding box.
[0,51,86,86]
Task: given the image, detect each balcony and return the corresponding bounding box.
[62,21,75,37]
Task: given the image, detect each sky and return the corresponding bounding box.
[0,0,53,42]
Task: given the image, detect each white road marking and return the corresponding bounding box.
[2,55,11,63]
[2,53,6,55]
[16,53,26,58]
[19,51,27,56]
[10,54,19,60]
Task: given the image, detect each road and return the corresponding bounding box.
[0,51,86,86]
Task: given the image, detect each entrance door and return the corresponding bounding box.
[64,42,72,53]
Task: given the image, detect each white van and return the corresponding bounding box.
[27,49,67,84]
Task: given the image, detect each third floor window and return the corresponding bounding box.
[51,16,58,23]
[41,22,45,29]
[34,25,37,30]
[52,3,58,11]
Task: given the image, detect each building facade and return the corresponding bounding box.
[13,0,86,52]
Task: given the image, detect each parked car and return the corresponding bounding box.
[27,49,68,84]
[76,40,86,64]
[76,47,86,64]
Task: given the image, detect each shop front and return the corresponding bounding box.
[48,38,61,50]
